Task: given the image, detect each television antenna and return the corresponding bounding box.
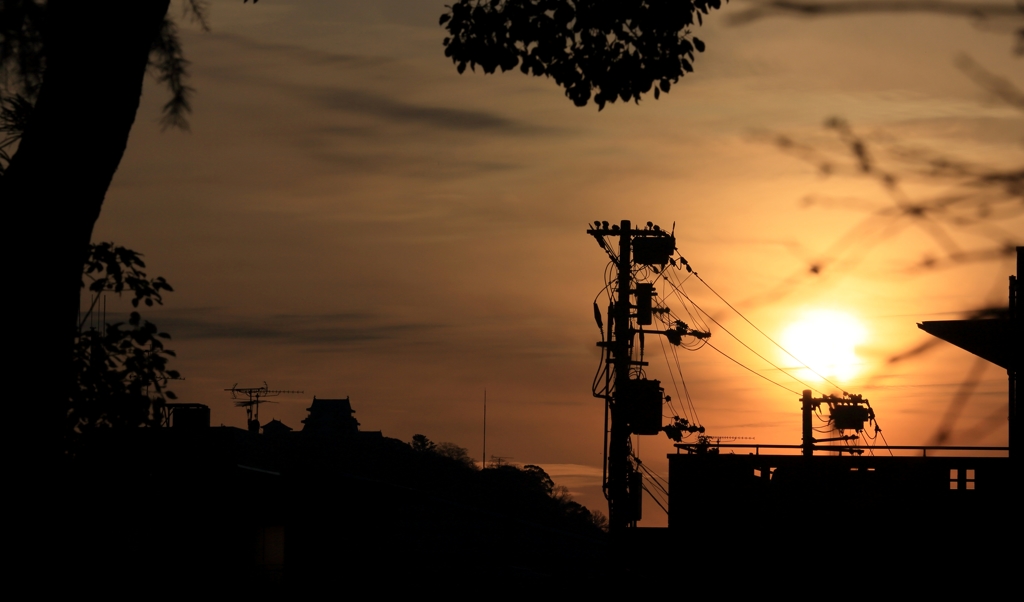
[225,382,303,429]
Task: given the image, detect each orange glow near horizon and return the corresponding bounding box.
[78,4,1019,527]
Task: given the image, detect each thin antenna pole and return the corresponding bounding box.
[482,389,487,470]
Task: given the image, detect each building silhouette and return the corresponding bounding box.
[300,396,359,435]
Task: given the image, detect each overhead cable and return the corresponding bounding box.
[693,272,848,393]
[705,341,802,396]
[664,274,822,395]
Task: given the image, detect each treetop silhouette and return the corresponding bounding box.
[441,0,726,109]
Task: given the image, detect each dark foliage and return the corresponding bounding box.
[0,0,210,172]
[82,242,173,309]
[441,0,725,109]
[0,94,32,176]
[71,243,179,438]
[0,1,45,97]
[405,434,606,533]
[70,426,610,591]
[410,432,437,452]
[411,434,477,469]
[435,440,478,468]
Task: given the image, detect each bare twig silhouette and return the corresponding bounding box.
[744,117,1021,308]
[747,46,1021,444]
[955,53,1024,109]
[759,118,1019,441]
[956,402,1010,441]
[727,1,1024,53]
[930,356,989,444]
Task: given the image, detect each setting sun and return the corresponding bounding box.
[781,310,867,383]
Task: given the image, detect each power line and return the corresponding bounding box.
[693,272,849,393]
[641,483,669,515]
[705,341,802,396]
[664,275,823,395]
[657,333,692,425]
[666,339,702,426]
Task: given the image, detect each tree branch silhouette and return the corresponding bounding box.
[70,244,180,452]
[726,0,1024,53]
[955,53,1024,109]
[749,54,1021,443]
[930,356,989,444]
[440,0,727,109]
[742,117,1021,310]
[0,0,241,462]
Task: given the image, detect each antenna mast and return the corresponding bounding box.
[482,389,487,470]
[225,382,303,433]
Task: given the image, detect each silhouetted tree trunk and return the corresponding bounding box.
[3,0,170,460]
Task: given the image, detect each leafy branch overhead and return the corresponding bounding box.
[440,0,726,109]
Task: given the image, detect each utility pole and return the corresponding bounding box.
[608,219,633,530]
[587,219,706,532]
[800,390,874,456]
[801,390,816,457]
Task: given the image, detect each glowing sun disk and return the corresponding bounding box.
[781,310,866,382]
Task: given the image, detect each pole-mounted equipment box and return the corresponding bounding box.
[632,236,675,266]
[620,378,664,435]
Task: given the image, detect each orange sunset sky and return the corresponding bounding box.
[87,1,1022,525]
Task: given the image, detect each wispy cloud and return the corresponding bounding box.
[303,86,549,134]
[202,32,555,136]
[211,31,393,69]
[298,146,523,177]
[535,463,604,497]
[134,309,446,347]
